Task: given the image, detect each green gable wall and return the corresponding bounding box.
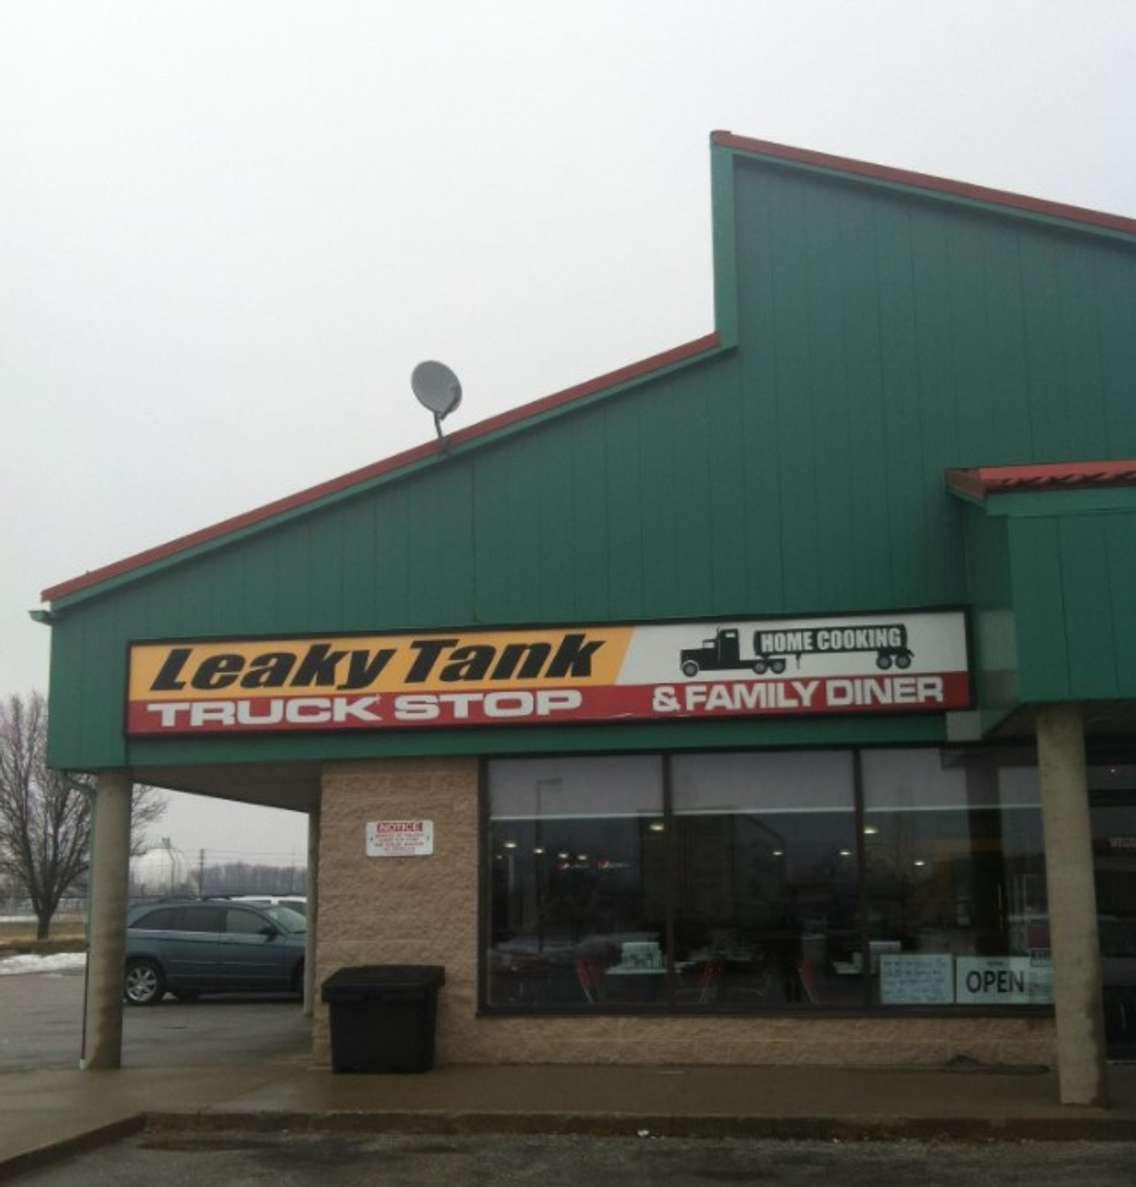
[729,154,1136,609]
[45,145,1136,772]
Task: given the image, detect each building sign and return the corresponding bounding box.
[365,819,434,857]
[125,609,969,736]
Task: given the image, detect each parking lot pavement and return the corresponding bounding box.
[16,1132,1136,1187]
[0,969,309,1071]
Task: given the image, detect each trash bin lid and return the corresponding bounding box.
[321,964,445,1001]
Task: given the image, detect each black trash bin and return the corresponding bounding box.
[322,965,445,1073]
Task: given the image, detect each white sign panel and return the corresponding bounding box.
[365,819,434,858]
[879,953,955,1004]
[956,955,1052,1004]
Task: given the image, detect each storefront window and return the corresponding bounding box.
[671,751,860,1008]
[862,749,1051,1007]
[486,756,666,1008]
[484,747,1054,1014]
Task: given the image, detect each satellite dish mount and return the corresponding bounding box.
[411,360,463,444]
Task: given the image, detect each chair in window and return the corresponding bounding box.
[674,959,723,1004]
[797,957,820,1004]
[575,958,607,1004]
[695,959,723,1004]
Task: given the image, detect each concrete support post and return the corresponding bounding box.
[1036,703,1108,1107]
[303,806,320,1017]
[82,770,132,1070]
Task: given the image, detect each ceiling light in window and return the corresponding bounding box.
[576,854,588,862]
[533,847,545,855]
[503,841,517,850]
[863,825,879,835]
[838,849,852,857]
[913,859,926,867]
[557,851,569,860]
[772,849,784,857]
[649,821,665,833]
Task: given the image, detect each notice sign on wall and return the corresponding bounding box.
[365,819,434,858]
[125,609,969,736]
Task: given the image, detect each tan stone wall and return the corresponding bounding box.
[314,757,1056,1068]
[315,756,481,1064]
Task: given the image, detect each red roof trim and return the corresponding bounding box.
[712,132,1136,237]
[42,332,722,603]
[947,460,1136,501]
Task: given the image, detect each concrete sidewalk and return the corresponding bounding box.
[3,1062,1135,1179]
[0,1063,302,1180]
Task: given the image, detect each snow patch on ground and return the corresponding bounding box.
[0,951,87,976]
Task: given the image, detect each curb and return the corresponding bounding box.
[0,1115,145,1183]
[143,1109,1136,1144]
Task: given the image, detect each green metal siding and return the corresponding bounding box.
[961,506,1017,725]
[44,147,1136,770]
[732,158,1136,602]
[1009,510,1136,703]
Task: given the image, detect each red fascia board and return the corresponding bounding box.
[712,132,1136,238]
[946,460,1136,500]
[41,332,722,604]
[944,469,990,502]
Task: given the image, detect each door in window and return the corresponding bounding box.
[1089,765,1136,1058]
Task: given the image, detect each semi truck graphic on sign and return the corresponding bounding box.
[678,624,913,678]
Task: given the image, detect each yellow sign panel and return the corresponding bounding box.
[129,627,632,702]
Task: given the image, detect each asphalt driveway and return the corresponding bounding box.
[16,1131,1136,1187]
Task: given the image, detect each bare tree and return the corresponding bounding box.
[0,691,166,939]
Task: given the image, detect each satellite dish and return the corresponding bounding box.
[411,360,462,441]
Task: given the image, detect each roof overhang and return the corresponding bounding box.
[947,460,1136,507]
[131,762,320,812]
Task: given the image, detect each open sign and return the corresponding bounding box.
[955,956,1052,1004]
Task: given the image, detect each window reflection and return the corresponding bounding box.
[671,752,860,1008]
[485,748,1058,1014]
[487,757,666,1007]
[862,750,1051,1006]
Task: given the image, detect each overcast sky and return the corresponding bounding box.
[2,1,1134,862]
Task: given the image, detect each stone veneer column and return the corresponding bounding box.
[1036,703,1108,1107]
[82,770,132,1070]
[313,757,480,1065]
[303,804,320,1017]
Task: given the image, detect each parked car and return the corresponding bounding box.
[124,898,306,1005]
